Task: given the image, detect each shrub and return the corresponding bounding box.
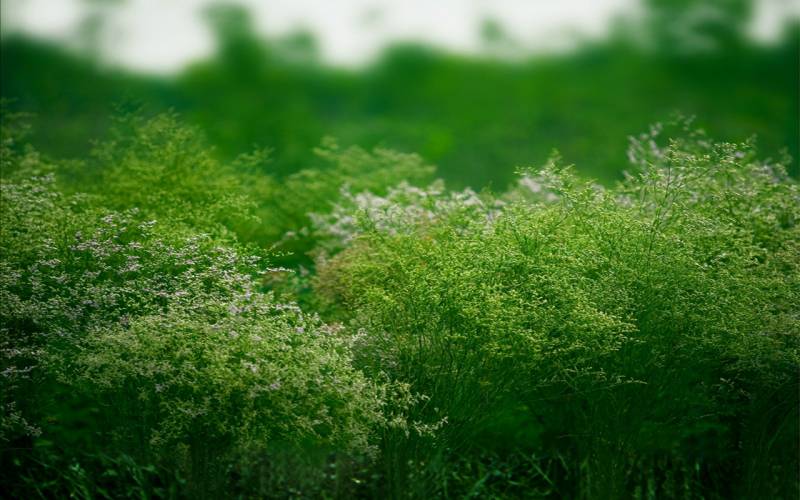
[313,122,799,497]
[0,123,399,498]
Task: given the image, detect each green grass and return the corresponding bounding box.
[1,108,797,498]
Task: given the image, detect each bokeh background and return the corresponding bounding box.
[1,0,798,189]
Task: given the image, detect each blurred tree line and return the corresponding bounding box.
[1,0,797,189]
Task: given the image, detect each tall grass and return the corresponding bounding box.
[2,111,797,498]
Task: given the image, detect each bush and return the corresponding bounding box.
[313,121,799,497]
[0,121,400,498]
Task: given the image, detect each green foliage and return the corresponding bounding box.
[314,120,799,497]
[1,107,430,278]
[0,120,403,498]
[79,112,262,238]
[259,137,435,264]
[2,17,797,189]
[1,108,797,497]
[3,5,798,493]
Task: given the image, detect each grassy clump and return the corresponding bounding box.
[314,120,799,498]
[1,112,416,498]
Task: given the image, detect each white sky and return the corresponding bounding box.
[1,0,797,74]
